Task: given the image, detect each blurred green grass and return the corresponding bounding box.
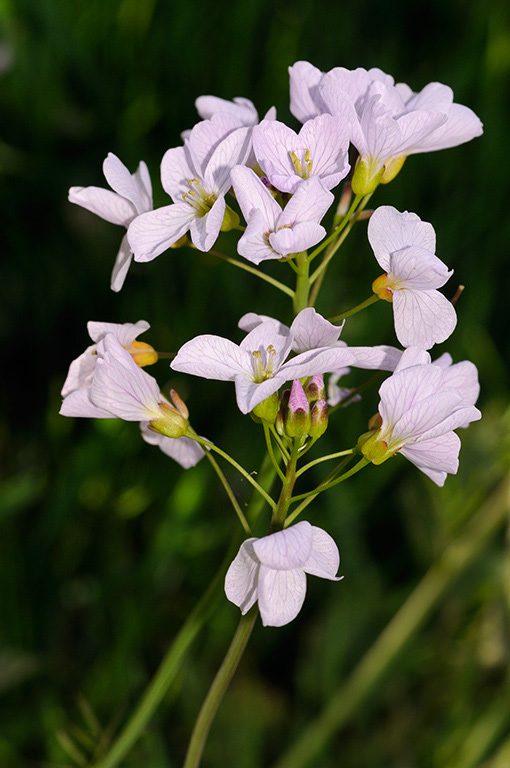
[1,0,509,766]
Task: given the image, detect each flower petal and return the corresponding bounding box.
[304,526,341,580]
[128,204,196,262]
[140,423,205,469]
[102,153,150,213]
[110,233,133,292]
[258,567,307,626]
[68,185,135,226]
[253,521,313,569]
[368,206,436,269]
[392,289,457,349]
[224,539,260,614]
[171,335,251,381]
[290,308,342,353]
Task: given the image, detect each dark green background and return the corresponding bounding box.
[1,1,509,766]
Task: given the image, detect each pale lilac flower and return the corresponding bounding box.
[368,206,457,349]
[140,422,205,469]
[252,115,350,193]
[61,320,156,399]
[69,153,153,291]
[239,307,402,370]
[288,61,326,123]
[170,319,355,414]
[362,347,481,486]
[61,335,188,442]
[128,126,251,261]
[225,521,342,627]
[231,166,334,263]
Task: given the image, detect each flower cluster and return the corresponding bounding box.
[63,61,482,627]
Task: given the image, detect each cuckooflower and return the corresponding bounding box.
[61,334,189,441]
[61,320,157,399]
[69,153,153,291]
[231,166,334,263]
[170,318,355,414]
[224,521,342,627]
[361,347,481,486]
[128,125,251,260]
[195,95,276,125]
[252,115,350,193]
[368,206,457,349]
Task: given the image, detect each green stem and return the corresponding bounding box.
[288,457,369,506]
[189,433,276,511]
[307,194,362,263]
[308,194,371,306]
[269,425,290,462]
[271,475,510,768]
[293,251,310,315]
[285,455,354,526]
[91,549,232,768]
[205,452,251,535]
[182,608,258,768]
[208,249,294,298]
[271,441,301,531]
[295,449,354,479]
[263,424,286,483]
[328,294,379,323]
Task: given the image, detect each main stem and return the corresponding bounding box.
[293,251,310,315]
[182,609,258,768]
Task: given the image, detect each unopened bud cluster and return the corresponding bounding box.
[275,376,329,440]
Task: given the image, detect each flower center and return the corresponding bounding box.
[372,272,404,302]
[251,345,277,382]
[182,178,217,216]
[290,148,313,179]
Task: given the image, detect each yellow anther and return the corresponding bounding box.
[126,340,158,366]
[372,274,394,303]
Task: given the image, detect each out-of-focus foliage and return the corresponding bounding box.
[1,0,509,766]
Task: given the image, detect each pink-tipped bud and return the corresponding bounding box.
[306,374,326,404]
[368,412,383,431]
[275,389,290,436]
[309,399,328,438]
[170,389,189,419]
[336,182,352,218]
[284,379,311,438]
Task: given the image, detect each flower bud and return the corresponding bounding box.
[252,392,279,424]
[372,274,394,303]
[127,339,159,366]
[309,399,328,438]
[220,204,240,232]
[368,412,383,431]
[284,379,311,438]
[351,157,384,196]
[305,374,326,403]
[380,154,406,184]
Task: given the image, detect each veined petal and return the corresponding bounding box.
[304,526,341,580]
[391,388,464,442]
[416,405,481,442]
[278,176,334,226]
[87,319,150,347]
[269,221,325,256]
[231,165,280,229]
[389,246,452,290]
[110,233,133,292]
[60,387,114,418]
[289,61,325,122]
[128,204,195,262]
[437,359,480,408]
[189,195,225,251]
[406,103,483,153]
[103,153,149,213]
[403,82,453,113]
[204,126,251,194]
[280,346,355,380]
[196,95,259,124]
[238,312,287,335]
[395,109,448,154]
[258,567,307,627]
[234,375,285,414]
[392,289,457,349]
[253,522,313,570]
[237,209,278,264]
[348,345,402,371]
[400,432,461,486]
[171,334,252,381]
[61,345,98,397]
[379,362,443,427]
[224,539,260,614]
[161,146,197,200]
[298,114,350,186]
[319,84,368,154]
[252,120,300,186]
[68,185,135,226]
[91,335,162,421]
[368,206,436,269]
[140,423,205,469]
[290,308,342,353]
[394,347,432,372]
[132,160,152,210]
[187,113,243,170]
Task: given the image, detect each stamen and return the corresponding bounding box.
[290,148,313,179]
[182,178,217,215]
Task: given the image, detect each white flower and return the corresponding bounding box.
[225,521,342,627]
